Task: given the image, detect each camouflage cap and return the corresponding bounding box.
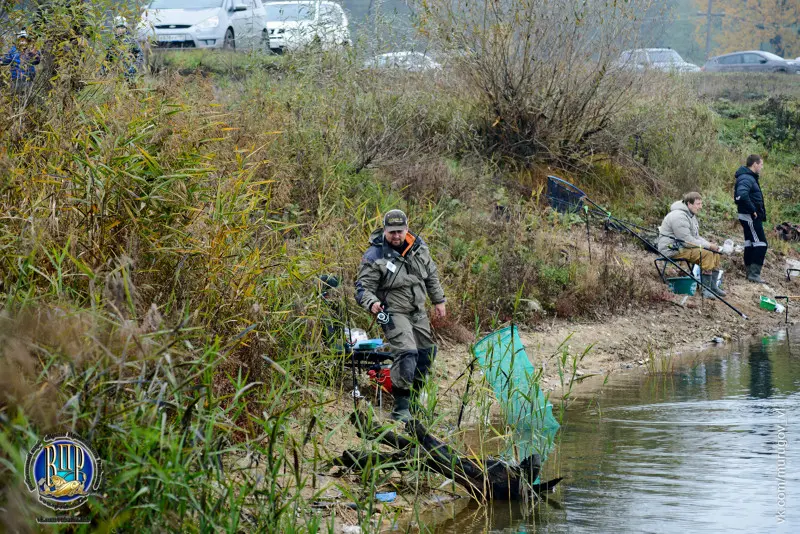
[383,209,408,232]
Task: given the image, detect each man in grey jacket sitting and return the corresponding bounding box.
[657,192,725,298]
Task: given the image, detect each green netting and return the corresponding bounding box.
[473,325,560,462]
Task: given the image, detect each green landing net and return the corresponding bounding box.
[472,325,560,462]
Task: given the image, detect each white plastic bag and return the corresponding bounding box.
[721,239,734,255]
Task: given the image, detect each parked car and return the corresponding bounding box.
[616,48,701,73]
[264,1,350,53]
[702,50,796,73]
[784,56,800,72]
[363,52,441,72]
[138,0,269,50]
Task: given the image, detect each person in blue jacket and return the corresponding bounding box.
[1,30,41,96]
[734,154,767,283]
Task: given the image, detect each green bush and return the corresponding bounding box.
[752,97,800,151]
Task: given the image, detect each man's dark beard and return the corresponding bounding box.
[389,239,405,254]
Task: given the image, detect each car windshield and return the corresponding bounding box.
[760,51,784,61]
[266,3,315,21]
[649,50,682,63]
[149,0,223,8]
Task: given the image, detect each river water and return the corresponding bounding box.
[433,329,800,533]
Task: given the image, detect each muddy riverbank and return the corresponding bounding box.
[313,255,799,533]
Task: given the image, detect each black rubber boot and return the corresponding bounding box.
[747,264,765,283]
[415,346,436,378]
[391,389,412,422]
[701,274,718,299]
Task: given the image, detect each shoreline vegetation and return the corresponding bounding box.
[3,1,800,531]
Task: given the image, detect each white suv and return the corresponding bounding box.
[265,1,350,53]
[616,48,701,73]
[139,0,269,50]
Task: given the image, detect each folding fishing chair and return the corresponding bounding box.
[654,257,694,283]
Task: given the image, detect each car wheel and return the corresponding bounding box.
[223,28,235,50]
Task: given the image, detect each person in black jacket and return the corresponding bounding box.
[734,154,767,283]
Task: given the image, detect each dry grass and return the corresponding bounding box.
[690,72,800,101]
[3,4,798,529]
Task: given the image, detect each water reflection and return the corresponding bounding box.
[435,330,800,533]
[749,341,773,398]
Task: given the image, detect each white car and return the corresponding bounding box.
[363,52,442,72]
[138,0,269,50]
[265,1,350,52]
[616,48,701,73]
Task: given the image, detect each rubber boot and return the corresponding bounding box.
[711,270,726,297]
[410,346,435,417]
[701,274,718,299]
[747,264,765,284]
[390,389,412,422]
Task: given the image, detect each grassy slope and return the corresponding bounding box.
[2,46,800,532]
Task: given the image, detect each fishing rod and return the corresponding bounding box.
[587,205,723,255]
[456,357,477,430]
[606,211,747,319]
[588,202,729,256]
[550,177,663,238]
[584,205,658,236]
[547,176,748,320]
